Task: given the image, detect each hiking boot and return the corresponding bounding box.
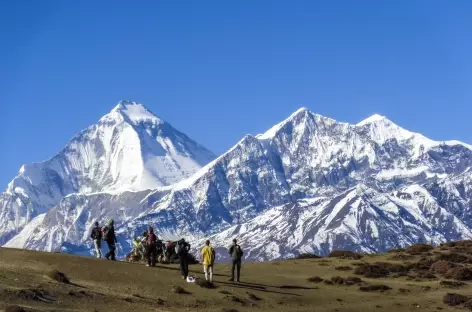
[105,255,110,260]
[145,264,150,267]
[228,278,234,282]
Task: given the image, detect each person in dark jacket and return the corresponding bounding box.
[146,227,157,267]
[177,238,191,279]
[104,219,117,261]
[90,221,102,258]
[228,238,244,282]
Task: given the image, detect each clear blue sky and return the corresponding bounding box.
[1,1,472,188]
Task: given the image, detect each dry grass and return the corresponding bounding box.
[307,276,323,283]
[443,293,470,307]
[0,244,471,312]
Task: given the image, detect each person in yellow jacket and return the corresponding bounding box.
[201,240,216,282]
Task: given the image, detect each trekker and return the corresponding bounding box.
[90,221,102,258]
[177,238,191,279]
[103,219,117,261]
[201,240,216,282]
[146,227,157,267]
[228,239,243,282]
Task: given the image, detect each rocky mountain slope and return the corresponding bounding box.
[0,101,215,244]
[4,106,472,260]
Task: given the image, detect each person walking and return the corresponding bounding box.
[90,221,102,258]
[145,227,157,267]
[103,219,117,261]
[201,240,216,282]
[228,239,244,282]
[177,238,191,279]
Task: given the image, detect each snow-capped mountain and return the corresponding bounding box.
[5,106,472,260]
[0,101,215,244]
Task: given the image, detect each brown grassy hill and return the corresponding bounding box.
[1,242,472,312]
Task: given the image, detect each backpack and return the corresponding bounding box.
[91,227,102,240]
[177,241,189,255]
[237,245,244,257]
[231,244,243,258]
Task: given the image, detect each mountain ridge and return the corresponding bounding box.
[3,104,472,261]
[0,100,215,244]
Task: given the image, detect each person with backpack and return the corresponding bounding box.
[103,219,117,261]
[90,221,102,258]
[228,238,244,282]
[177,238,191,279]
[201,240,216,282]
[145,226,157,267]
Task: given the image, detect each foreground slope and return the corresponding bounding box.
[1,243,471,312]
[6,108,472,260]
[0,101,215,245]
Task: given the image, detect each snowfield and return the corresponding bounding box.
[2,101,472,260]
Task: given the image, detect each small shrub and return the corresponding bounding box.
[222,309,239,312]
[444,267,472,281]
[354,264,389,278]
[323,280,334,285]
[439,281,467,288]
[344,276,363,285]
[464,300,472,310]
[328,250,363,259]
[219,290,232,295]
[443,293,469,306]
[229,295,245,304]
[331,276,345,285]
[335,266,352,271]
[359,284,391,292]
[406,243,434,254]
[388,248,406,253]
[442,240,472,249]
[430,260,456,274]
[172,285,189,294]
[307,276,323,283]
[47,270,70,284]
[5,306,26,312]
[399,288,410,294]
[295,253,322,259]
[373,262,409,273]
[435,252,469,264]
[247,292,262,301]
